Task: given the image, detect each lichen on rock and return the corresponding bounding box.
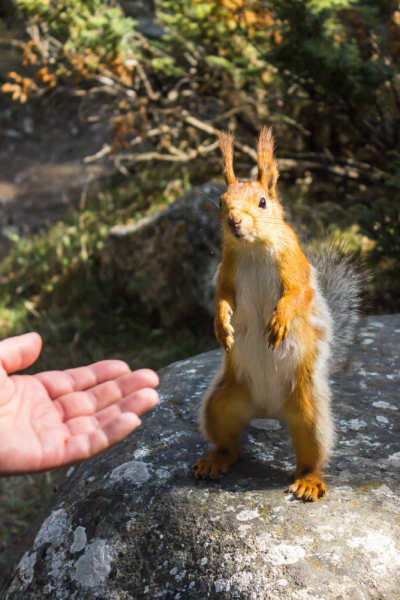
[2,315,400,599]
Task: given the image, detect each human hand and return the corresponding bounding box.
[0,333,159,475]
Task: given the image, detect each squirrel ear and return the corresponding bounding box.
[218,131,236,185]
[257,126,279,193]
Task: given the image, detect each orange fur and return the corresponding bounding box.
[284,326,327,500]
[266,229,314,347]
[214,245,236,351]
[193,128,329,501]
[218,131,236,185]
[257,126,279,194]
[195,370,253,479]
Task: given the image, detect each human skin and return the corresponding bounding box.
[0,332,159,476]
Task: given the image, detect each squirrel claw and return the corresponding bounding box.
[193,451,237,480]
[266,312,291,349]
[215,315,234,353]
[287,476,327,502]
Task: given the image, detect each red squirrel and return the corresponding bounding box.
[193,128,362,501]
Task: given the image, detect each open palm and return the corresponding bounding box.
[0,333,159,475]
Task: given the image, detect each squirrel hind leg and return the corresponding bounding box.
[193,448,239,480]
[284,368,333,501]
[193,373,253,480]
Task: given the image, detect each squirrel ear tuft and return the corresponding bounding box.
[218,131,236,186]
[257,126,279,193]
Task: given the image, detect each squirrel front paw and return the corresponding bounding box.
[264,305,292,349]
[215,301,234,352]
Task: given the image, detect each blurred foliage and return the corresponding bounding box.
[0,162,220,374]
[0,168,189,348]
[268,1,400,153]
[2,0,400,568]
[18,0,135,60]
[353,152,400,294]
[1,0,400,312]
[1,0,140,98]
[158,0,400,302]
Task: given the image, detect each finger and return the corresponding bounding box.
[56,376,159,421]
[54,371,159,420]
[65,388,158,435]
[35,362,157,398]
[0,332,42,373]
[63,413,142,464]
[97,388,159,426]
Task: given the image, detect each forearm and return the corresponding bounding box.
[215,245,236,313]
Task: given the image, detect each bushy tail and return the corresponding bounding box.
[306,243,367,372]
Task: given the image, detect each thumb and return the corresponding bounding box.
[0,332,42,373]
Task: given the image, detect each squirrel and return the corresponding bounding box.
[193,127,363,501]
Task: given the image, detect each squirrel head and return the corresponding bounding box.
[218,127,284,246]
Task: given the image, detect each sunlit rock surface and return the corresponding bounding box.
[2,315,400,599]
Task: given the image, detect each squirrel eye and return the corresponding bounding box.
[259,197,266,208]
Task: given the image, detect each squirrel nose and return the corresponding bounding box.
[228,216,242,228]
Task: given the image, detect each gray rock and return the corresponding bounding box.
[70,527,87,554]
[119,0,155,19]
[103,183,224,325]
[118,1,166,39]
[72,540,113,588]
[136,17,166,40]
[2,315,400,599]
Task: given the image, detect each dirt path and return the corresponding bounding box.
[0,95,114,257]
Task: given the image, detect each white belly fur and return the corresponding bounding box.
[230,247,331,417]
